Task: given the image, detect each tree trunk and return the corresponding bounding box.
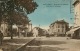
[11,25,13,39]
[9,24,13,39]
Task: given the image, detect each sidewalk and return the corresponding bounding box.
[3,37,35,40]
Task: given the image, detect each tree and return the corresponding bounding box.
[10,11,30,25]
[14,0,38,14]
[0,0,38,39]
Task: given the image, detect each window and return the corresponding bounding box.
[57,24,60,28]
[58,25,60,28]
[62,25,64,28]
[58,29,60,32]
[62,29,64,32]
[1,27,3,31]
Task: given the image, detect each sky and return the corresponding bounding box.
[28,0,74,29]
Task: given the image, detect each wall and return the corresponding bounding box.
[74,2,80,26]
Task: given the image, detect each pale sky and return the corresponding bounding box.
[28,0,74,29]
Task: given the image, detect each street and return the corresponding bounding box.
[0,37,80,51]
[37,37,80,51]
[27,37,80,51]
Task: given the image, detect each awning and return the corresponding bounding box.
[66,27,80,34]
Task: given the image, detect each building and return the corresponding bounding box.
[17,22,32,37]
[27,22,32,32]
[0,21,8,36]
[32,27,48,37]
[66,0,80,38]
[73,0,80,26]
[32,27,39,37]
[49,20,69,37]
[0,22,32,37]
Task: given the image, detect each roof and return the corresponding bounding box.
[50,20,68,26]
[56,20,67,23]
[66,26,80,34]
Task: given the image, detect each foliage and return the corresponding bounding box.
[0,0,38,39]
[0,0,38,24]
[14,0,38,14]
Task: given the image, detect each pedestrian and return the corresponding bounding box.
[0,31,3,45]
[66,37,70,40]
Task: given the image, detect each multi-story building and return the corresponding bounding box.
[73,0,80,27]
[49,20,69,36]
[67,0,80,38]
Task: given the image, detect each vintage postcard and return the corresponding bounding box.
[0,0,80,51]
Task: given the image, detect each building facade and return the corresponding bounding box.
[32,27,38,37]
[17,22,32,37]
[49,20,69,36]
[66,0,80,39]
[0,21,8,36]
[32,27,48,37]
[0,21,32,37]
[73,0,80,27]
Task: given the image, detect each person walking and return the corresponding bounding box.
[0,31,3,45]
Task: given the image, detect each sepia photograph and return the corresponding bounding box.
[0,0,80,51]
